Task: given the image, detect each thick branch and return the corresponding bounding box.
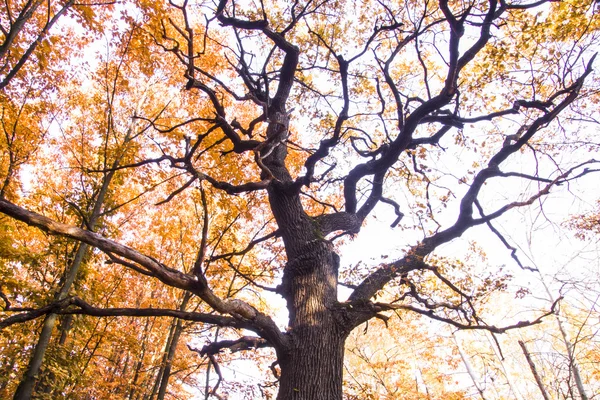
[313,212,361,237]
[0,198,195,290]
[196,336,271,356]
[348,156,596,303]
[0,199,288,349]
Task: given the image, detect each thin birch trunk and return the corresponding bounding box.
[538,273,589,400]
[452,333,488,400]
[518,340,551,400]
[485,332,522,400]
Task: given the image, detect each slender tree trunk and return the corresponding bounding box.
[412,345,432,400]
[453,333,488,400]
[518,340,551,400]
[555,316,588,400]
[14,175,112,399]
[130,318,152,400]
[148,322,174,400]
[486,332,522,400]
[156,319,184,400]
[128,360,143,400]
[203,327,218,400]
[538,274,589,400]
[13,110,139,398]
[156,293,190,400]
[13,242,89,400]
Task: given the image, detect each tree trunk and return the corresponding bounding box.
[275,235,347,400]
[518,340,550,400]
[14,169,113,399]
[486,332,522,400]
[261,105,351,399]
[277,328,346,400]
[149,325,174,400]
[538,273,589,400]
[156,293,190,400]
[519,340,550,400]
[555,315,588,400]
[156,319,183,400]
[13,94,142,399]
[453,333,488,400]
[13,242,89,400]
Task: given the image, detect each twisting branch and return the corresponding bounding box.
[187,345,227,400]
[206,355,225,400]
[349,156,598,304]
[160,3,262,155]
[474,160,600,225]
[343,0,501,219]
[419,104,520,127]
[349,64,598,302]
[474,200,536,272]
[215,0,299,110]
[379,197,404,227]
[294,31,352,188]
[399,275,478,324]
[156,176,197,205]
[104,253,156,277]
[223,258,278,293]
[197,168,273,194]
[371,296,562,334]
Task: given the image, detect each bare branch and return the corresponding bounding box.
[0,296,247,331]
[474,200,537,272]
[369,296,562,334]
[210,230,279,262]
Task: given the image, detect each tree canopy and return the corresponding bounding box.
[1,0,599,399]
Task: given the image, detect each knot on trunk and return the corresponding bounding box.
[285,239,334,275]
[277,239,338,299]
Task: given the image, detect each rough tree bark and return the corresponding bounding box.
[263,109,349,398]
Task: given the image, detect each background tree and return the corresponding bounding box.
[1,0,599,399]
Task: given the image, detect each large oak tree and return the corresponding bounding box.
[1,0,599,398]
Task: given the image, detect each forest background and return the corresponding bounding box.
[0,0,599,399]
